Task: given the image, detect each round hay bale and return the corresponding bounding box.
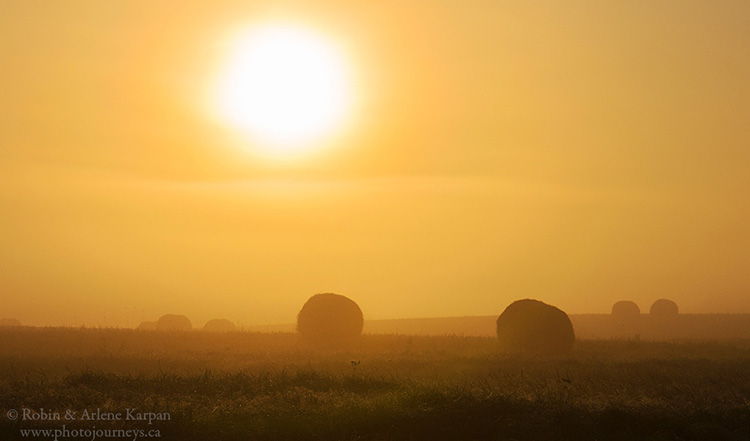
[496,299,574,356]
[649,299,678,316]
[156,314,192,331]
[611,300,640,318]
[203,318,237,332]
[0,318,22,327]
[137,321,157,331]
[297,293,363,342]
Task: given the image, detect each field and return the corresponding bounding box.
[1,328,750,440]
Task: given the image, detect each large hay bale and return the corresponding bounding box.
[649,299,678,317]
[156,314,192,331]
[137,321,157,331]
[0,318,22,327]
[496,299,574,355]
[610,300,642,339]
[203,318,237,332]
[611,300,640,318]
[297,293,363,342]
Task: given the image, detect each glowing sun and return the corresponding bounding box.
[215,24,353,157]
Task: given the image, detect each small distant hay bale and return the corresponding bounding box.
[611,301,640,318]
[0,318,22,327]
[202,318,237,332]
[137,321,157,331]
[649,299,678,317]
[297,293,363,343]
[156,314,192,331]
[496,299,575,356]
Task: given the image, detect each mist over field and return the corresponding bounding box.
[2,0,750,439]
[2,0,750,328]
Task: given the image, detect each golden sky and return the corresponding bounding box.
[2,1,749,327]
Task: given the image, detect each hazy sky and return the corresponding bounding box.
[2,1,749,327]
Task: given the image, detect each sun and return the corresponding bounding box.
[215,24,353,158]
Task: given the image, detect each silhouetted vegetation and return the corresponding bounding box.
[1,327,749,440]
[0,318,21,327]
[496,299,575,356]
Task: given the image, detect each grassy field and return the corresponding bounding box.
[1,328,749,440]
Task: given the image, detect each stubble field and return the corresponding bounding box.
[1,328,749,440]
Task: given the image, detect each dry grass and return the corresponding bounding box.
[1,327,749,440]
